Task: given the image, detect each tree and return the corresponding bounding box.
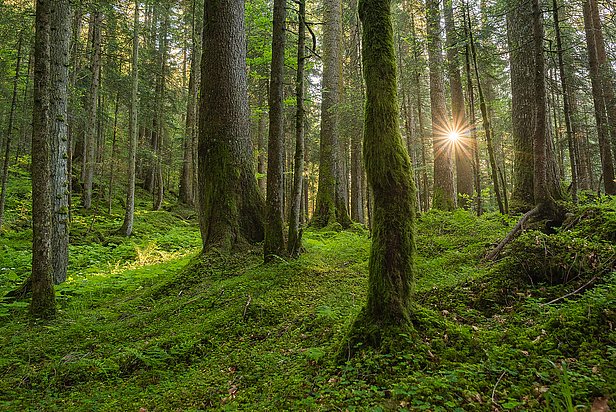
[350,0,416,345]
[288,0,307,257]
[179,0,202,206]
[444,0,473,209]
[313,0,351,228]
[507,0,536,211]
[82,11,102,210]
[198,0,265,250]
[264,0,286,261]
[30,0,55,318]
[426,0,455,211]
[582,0,616,195]
[49,0,71,284]
[0,32,23,229]
[120,0,140,237]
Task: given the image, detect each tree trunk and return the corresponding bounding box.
[49,0,71,284]
[552,0,578,202]
[30,0,56,318]
[426,0,455,211]
[582,0,616,194]
[153,10,169,211]
[288,0,307,257]
[462,6,482,215]
[531,0,557,214]
[198,0,265,251]
[445,0,473,209]
[120,0,139,237]
[0,32,23,229]
[467,8,504,214]
[83,11,102,209]
[313,0,351,228]
[107,93,120,214]
[180,0,202,206]
[264,0,287,261]
[507,0,536,211]
[356,0,416,334]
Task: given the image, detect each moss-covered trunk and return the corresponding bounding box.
[313,0,351,229]
[359,0,416,329]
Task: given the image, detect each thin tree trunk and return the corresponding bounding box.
[463,5,482,215]
[582,0,616,194]
[445,0,473,209]
[120,0,139,237]
[468,7,504,214]
[288,0,306,257]
[264,0,287,261]
[83,11,102,209]
[0,33,23,229]
[426,0,455,211]
[552,0,578,202]
[108,93,119,214]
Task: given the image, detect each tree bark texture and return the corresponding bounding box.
[82,11,102,209]
[121,0,139,237]
[582,0,616,194]
[313,0,351,228]
[426,0,455,211]
[49,0,71,284]
[198,0,265,251]
[507,0,536,211]
[288,0,307,257]
[445,0,473,209]
[359,0,416,327]
[264,0,287,261]
[30,0,56,318]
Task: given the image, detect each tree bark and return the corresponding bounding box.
[358,0,416,330]
[49,0,71,284]
[31,0,56,318]
[445,0,473,209]
[82,11,102,209]
[582,0,616,194]
[264,0,287,261]
[0,32,23,229]
[507,0,535,211]
[467,8,504,214]
[426,0,455,211]
[198,0,265,251]
[313,0,351,228]
[288,0,307,257]
[552,0,578,202]
[180,0,202,206]
[120,0,139,237]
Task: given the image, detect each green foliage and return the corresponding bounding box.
[0,194,614,410]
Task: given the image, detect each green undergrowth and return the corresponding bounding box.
[0,195,614,410]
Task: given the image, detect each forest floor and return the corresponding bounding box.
[0,170,615,411]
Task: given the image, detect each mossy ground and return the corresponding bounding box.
[0,168,614,410]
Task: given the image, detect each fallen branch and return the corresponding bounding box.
[486,206,539,261]
[542,276,598,306]
[491,370,507,407]
[242,294,252,320]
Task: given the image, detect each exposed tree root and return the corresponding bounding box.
[3,276,32,302]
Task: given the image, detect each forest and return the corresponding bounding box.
[0,0,615,409]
